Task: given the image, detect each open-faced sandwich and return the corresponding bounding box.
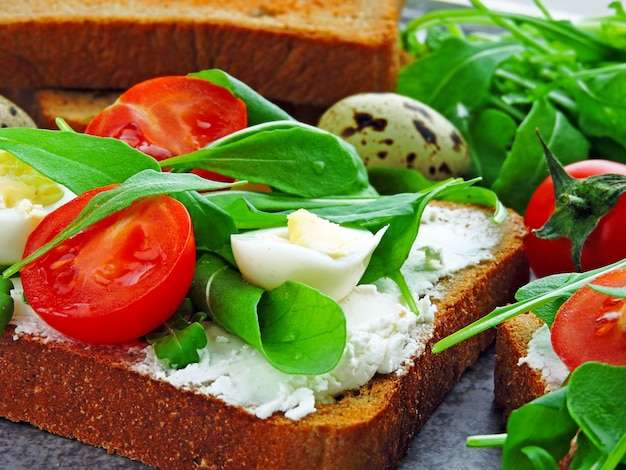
[0,70,530,469]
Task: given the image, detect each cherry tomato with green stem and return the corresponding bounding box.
[524,159,626,278]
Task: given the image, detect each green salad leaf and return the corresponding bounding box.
[147,299,209,369]
[190,253,346,375]
[162,121,372,198]
[0,128,160,195]
[399,0,626,214]
[470,362,626,470]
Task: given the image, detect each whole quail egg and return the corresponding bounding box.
[0,95,37,128]
[318,93,470,181]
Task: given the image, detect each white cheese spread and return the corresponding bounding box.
[518,324,570,392]
[10,204,506,420]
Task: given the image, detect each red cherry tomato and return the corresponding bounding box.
[85,75,247,182]
[20,185,196,344]
[524,159,626,277]
[551,267,626,370]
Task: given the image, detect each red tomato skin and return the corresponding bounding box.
[20,186,196,344]
[85,76,247,182]
[524,160,626,277]
[551,267,626,370]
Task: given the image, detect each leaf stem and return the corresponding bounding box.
[601,430,626,470]
[466,433,507,448]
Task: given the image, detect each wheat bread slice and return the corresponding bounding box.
[0,0,404,110]
[0,202,529,469]
[494,313,550,421]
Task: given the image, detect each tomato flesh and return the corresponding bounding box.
[20,186,196,344]
[524,159,626,277]
[551,267,626,370]
[85,76,247,182]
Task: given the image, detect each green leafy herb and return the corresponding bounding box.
[432,256,626,353]
[189,253,346,375]
[161,121,372,198]
[399,0,626,214]
[146,299,209,369]
[468,362,626,470]
[0,128,160,195]
[0,277,14,333]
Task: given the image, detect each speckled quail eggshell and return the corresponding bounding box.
[318,93,470,181]
[0,95,37,128]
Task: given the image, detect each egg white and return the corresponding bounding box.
[0,186,76,265]
[231,224,387,301]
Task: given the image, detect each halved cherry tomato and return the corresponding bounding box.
[551,267,626,370]
[524,159,626,277]
[20,185,196,344]
[85,76,247,182]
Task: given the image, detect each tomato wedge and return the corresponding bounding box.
[85,75,247,181]
[20,186,196,344]
[551,267,626,370]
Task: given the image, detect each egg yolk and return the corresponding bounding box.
[0,150,64,209]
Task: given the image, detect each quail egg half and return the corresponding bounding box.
[231,209,387,302]
[318,93,470,181]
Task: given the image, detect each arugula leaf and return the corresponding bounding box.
[399,3,626,215]
[2,170,240,278]
[397,37,524,115]
[148,322,209,370]
[432,257,626,353]
[161,121,372,198]
[491,99,589,214]
[0,128,160,194]
[190,253,346,375]
[189,69,295,125]
[0,277,14,333]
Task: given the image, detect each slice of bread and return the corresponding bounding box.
[0,0,404,111]
[494,311,572,422]
[494,313,550,421]
[0,201,529,469]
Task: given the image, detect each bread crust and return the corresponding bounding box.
[0,203,528,469]
[0,1,404,108]
[494,313,549,421]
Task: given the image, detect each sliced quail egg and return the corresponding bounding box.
[0,150,76,265]
[318,92,470,181]
[231,209,387,301]
[0,95,37,128]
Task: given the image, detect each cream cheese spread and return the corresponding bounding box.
[10,204,506,420]
[518,323,570,392]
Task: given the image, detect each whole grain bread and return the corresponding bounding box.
[0,201,529,470]
[494,312,550,421]
[0,0,405,111]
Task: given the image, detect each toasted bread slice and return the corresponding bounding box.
[0,0,404,110]
[494,312,572,421]
[0,202,528,469]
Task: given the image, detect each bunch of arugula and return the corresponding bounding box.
[0,69,501,376]
[399,0,626,214]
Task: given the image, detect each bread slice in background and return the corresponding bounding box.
[0,202,529,469]
[0,0,405,113]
